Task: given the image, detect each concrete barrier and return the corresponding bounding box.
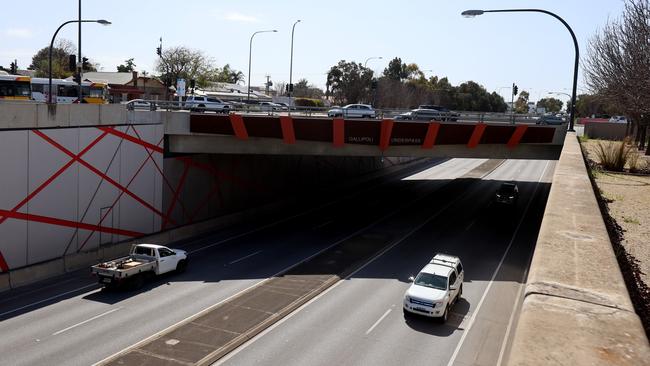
[8,259,65,289]
[0,103,163,130]
[0,273,10,292]
[507,132,650,365]
[584,122,628,141]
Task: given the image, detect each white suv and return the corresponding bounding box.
[403,253,464,322]
[184,96,230,113]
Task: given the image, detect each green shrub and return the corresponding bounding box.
[294,98,324,107]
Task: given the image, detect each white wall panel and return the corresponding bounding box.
[0,130,28,268]
[27,129,79,264]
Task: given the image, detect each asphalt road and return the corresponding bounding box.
[0,158,554,366]
[215,159,555,366]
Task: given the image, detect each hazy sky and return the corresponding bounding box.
[1,0,626,103]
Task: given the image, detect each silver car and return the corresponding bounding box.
[328,104,376,118]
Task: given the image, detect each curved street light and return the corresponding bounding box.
[247,29,277,103]
[288,20,301,98]
[461,8,578,131]
[48,19,111,104]
[364,56,383,68]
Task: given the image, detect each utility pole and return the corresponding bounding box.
[511,83,518,124]
[78,0,82,102]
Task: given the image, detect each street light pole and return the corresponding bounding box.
[364,56,383,68]
[78,0,82,101]
[288,20,301,98]
[461,8,578,131]
[247,29,277,103]
[48,19,111,104]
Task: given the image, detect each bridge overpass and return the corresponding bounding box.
[0,102,646,366]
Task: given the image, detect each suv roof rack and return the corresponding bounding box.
[430,253,459,269]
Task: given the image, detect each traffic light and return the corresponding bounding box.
[82,57,89,70]
[190,79,196,89]
[68,55,76,72]
[9,61,17,74]
[156,46,162,56]
[288,83,293,92]
[513,84,518,96]
[371,80,378,90]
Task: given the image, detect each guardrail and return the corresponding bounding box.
[122,99,561,124]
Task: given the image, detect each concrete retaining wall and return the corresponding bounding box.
[584,122,628,141]
[0,156,421,292]
[507,132,649,365]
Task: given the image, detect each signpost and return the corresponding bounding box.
[177,78,186,107]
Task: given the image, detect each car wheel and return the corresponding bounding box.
[439,305,449,324]
[176,259,187,273]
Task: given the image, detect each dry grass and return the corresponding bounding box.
[593,137,635,171]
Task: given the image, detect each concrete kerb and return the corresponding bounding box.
[0,273,10,293]
[506,132,650,366]
[8,259,65,289]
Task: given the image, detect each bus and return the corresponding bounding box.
[0,74,32,100]
[81,81,108,104]
[30,78,109,104]
[31,77,78,103]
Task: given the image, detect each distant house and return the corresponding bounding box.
[75,71,168,103]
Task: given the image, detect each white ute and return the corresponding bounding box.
[403,253,464,322]
[91,244,188,289]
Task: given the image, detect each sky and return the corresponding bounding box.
[0,0,627,104]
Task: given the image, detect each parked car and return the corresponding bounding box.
[393,108,447,122]
[495,182,519,205]
[418,105,460,121]
[403,253,464,323]
[537,114,566,125]
[327,104,376,118]
[184,96,230,113]
[609,115,628,124]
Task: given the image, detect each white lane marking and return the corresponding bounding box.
[496,280,526,366]
[52,307,123,336]
[227,250,263,265]
[365,308,393,335]
[0,283,98,318]
[496,219,538,366]
[446,160,549,366]
[0,277,79,304]
[312,220,333,230]
[464,219,476,232]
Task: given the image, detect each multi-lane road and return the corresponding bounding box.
[0,157,554,366]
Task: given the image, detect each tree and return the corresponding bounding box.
[584,0,650,152]
[293,78,324,99]
[326,60,373,104]
[383,57,409,81]
[514,91,530,114]
[29,39,96,78]
[117,58,136,72]
[155,46,214,88]
[536,97,564,113]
